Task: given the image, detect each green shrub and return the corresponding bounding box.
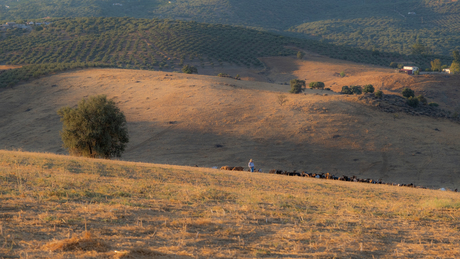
[374,90,383,99]
[406,96,419,108]
[218,73,229,77]
[363,84,374,93]
[351,85,362,95]
[402,88,415,98]
[339,71,345,77]
[296,51,305,60]
[182,64,198,74]
[290,79,305,94]
[417,95,427,105]
[428,102,439,107]
[309,81,325,89]
[389,62,398,68]
[341,86,352,94]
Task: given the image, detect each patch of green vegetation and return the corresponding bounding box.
[2,0,459,57]
[0,16,456,88]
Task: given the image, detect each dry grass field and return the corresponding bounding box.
[1,150,460,258]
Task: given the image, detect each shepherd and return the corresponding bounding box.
[248,159,255,172]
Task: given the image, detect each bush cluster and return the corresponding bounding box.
[308,82,325,89]
[341,85,362,95]
[401,87,431,108]
[182,65,198,74]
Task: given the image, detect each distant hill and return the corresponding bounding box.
[1,0,459,55]
[0,17,455,88]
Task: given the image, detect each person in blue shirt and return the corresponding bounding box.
[248,159,255,172]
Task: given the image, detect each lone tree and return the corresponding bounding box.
[290,79,305,93]
[431,59,442,71]
[57,95,129,159]
[363,84,375,93]
[402,88,415,98]
[450,61,460,74]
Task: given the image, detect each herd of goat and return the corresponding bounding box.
[220,166,458,191]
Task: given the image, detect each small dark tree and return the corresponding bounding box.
[406,96,419,108]
[417,95,427,105]
[389,62,398,68]
[402,88,415,98]
[290,79,305,93]
[374,90,383,99]
[182,64,198,74]
[297,51,305,60]
[453,50,460,62]
[57,95,129,159]
[309,82,325,89]
[363,84,375,93]
[341,86,352,94]
[351,85,362,95]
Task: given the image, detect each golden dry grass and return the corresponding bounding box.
[1,150,460,258]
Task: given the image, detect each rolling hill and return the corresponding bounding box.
[0,17,456,88]
[1,0,459,56]
[1,54,460,189]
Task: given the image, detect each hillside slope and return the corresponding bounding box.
[0,150,460,258]
[1,64,459,189]
[1,0,459,55]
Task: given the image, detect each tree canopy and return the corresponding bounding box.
[290,79,305,94]
[57,95,129,159]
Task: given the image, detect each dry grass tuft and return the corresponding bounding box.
[43,231,110,252]
[113,248,160,259]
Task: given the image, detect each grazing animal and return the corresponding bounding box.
[232,167,244,171]
[220,166,234,170]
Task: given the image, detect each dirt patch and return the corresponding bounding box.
[0,65,22,70]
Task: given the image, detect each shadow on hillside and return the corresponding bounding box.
[122,121,460,190]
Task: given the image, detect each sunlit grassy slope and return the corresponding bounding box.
[1,150,459,258]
